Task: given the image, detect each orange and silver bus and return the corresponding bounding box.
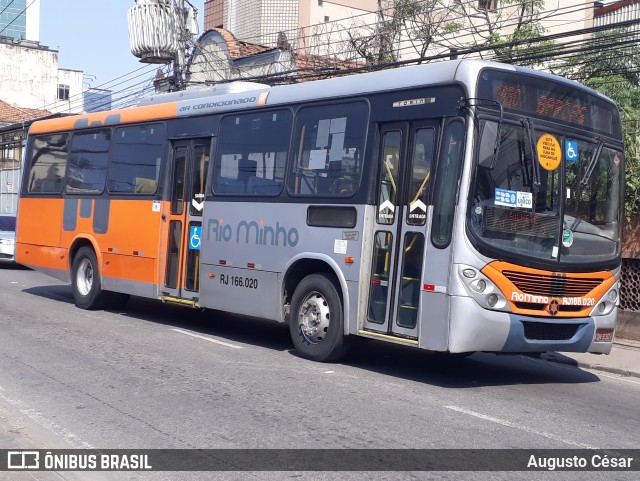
[17,59,624,361]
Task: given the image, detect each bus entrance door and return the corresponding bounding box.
[161,139,211,304]
[364,122,437,339]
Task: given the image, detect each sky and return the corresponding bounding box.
[39,0,205,92]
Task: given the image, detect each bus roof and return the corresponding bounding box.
[29,59,614,135]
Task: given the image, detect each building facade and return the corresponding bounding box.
[0,0,40,42]
[203,0,378,51]
[0,37,83,115]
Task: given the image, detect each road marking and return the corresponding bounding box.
[171,328,243,349]
[0,387,94,449]
[445,405,597,449]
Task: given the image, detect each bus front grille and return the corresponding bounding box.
[521,321,583,341]
[503,270,603,297]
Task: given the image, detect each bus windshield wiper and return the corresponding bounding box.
[521,117,541,214]
[580,137,604,187]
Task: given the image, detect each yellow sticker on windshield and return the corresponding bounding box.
[537,134,561,171]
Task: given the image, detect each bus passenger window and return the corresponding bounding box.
[288,101,368,197]
[27,134,69,194]
[66,129,110,194]
[213,110,291,196]
[107,124,164,194]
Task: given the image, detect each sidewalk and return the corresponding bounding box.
[542,339,640,378]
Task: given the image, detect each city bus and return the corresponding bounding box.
[16,59,624,361]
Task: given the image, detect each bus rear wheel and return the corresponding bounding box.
[71,246,111,310]
[288,273,350,362]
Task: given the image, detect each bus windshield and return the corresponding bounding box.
[469,119,623,266]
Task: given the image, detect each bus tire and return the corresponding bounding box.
[288,273,351,362]
[71,247,108,310]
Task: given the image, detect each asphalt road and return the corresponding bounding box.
[0,265,638,481]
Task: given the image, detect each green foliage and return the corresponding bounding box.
[475,0,553,67]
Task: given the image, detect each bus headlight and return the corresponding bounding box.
[471,279,486,292]
[591,284,618,317]
[458,265,510,312]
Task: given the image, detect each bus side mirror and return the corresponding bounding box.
[478,121,500,169]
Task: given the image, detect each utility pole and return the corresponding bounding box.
[173,0,186,91]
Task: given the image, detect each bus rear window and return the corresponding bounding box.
[27,134,69,194]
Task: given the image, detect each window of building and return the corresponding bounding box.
[57,84,70,101]
[288,102,368,197]
[27,134,69,194]
[107,123,165,194]
[66,129,111,194]
[212,110,291,195]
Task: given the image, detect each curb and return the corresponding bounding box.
[541,348,640,379]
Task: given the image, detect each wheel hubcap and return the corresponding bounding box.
[77,258,93,296]
[298,291,330,344]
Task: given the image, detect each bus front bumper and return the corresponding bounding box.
[448,296,615,355]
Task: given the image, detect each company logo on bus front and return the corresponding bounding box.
[547,299,560,316]
[207,219,299,247]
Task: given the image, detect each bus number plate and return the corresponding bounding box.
[219,274,258,289]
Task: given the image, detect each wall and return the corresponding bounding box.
[0,168,20,215]
[0,40,83,114]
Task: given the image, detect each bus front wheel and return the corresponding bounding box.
[71,246,109,310]
[288,273,350,362]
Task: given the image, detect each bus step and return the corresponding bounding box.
[358,330,418,345]
[161,296,198,307]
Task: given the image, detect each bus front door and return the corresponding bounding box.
[161,139,211,303]
[364,122,437,339]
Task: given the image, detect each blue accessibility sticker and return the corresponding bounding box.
[495,188,517,207]
[189,225,202,250]
[565,140,578,162]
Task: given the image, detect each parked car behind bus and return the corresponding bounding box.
[0,214,16,263]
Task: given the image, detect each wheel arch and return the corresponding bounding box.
[281,253,350,333]
[68,234,101,271]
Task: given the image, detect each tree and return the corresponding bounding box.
[343,0,554,68]
[448,0,553,67]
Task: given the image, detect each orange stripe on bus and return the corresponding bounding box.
[482,261,615,318]
[29,102,179,134]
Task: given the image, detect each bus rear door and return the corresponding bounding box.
[161,139,211,304]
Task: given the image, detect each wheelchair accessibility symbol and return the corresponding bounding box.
[565,140,578,162]
[189,226,202,250]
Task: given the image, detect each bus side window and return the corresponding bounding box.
[27,134,69,194]
[66,129,110,194]
[288,101,368,197]
[431,120,464,248]
[107,124,164,195]
[213,110,291,196]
